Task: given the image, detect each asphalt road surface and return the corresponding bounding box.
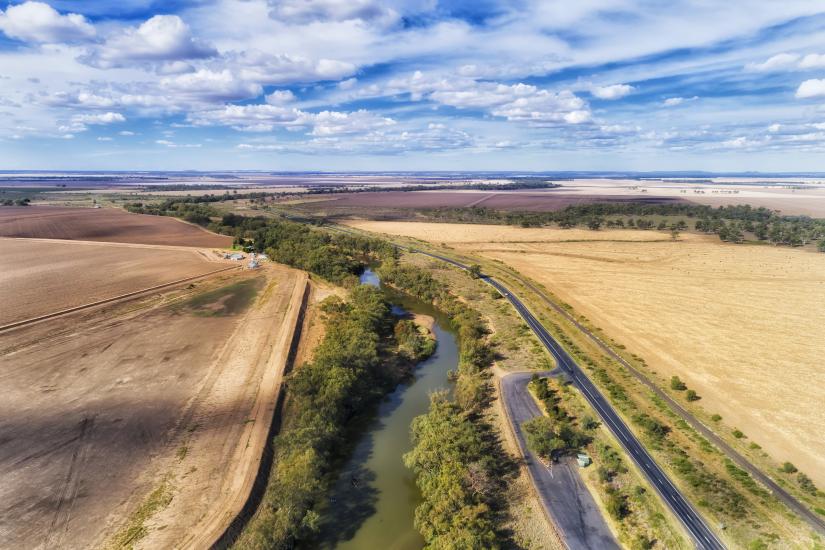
[415,249,726,550]
[501,371,618,550]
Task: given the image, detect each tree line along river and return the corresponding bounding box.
[310,268,460,549]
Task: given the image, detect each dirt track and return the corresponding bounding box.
[0,206,231,247]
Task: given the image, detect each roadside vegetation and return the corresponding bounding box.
[468,257,824,548]
[421,203,825,250]
[235,285,434,549]
[524,375,687,549]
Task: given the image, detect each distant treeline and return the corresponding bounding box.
[303,178,560,195]
[236,285,434,549]
[1,197,31,206]
[124,201,395,284]
[216,213,396,285]
[421,203,825,250]
[379,261,516,548]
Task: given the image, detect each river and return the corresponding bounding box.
[312,269,458,549]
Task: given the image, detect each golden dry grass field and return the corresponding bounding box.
[345,221,825,487]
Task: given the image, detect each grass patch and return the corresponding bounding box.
[180,278,262,317]
[108,478,174,549]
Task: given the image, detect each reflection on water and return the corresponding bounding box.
[312,269,458,550]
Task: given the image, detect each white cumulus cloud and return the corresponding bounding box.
[0,1,95,43]
[231,50,356,85]
[161,69,262,102]
[80,15,216,69]
[72,112,126,124]
[591,83,634,100]
[796,79,825,99]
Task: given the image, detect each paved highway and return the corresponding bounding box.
[413,249,726,550]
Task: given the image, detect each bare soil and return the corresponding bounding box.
[0,238,227,326]
[0,261,305,549]
[0,206,231,247]
[345,220,825,488]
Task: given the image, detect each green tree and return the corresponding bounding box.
[605,491,629,520]
[685,389,700,401]
[670,376,687,391]
[587,217,603,230]
[522,416,563,459]
[798,472,818,495]
[780,462,798,474]
[467,264,482,279]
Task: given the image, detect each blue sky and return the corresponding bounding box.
[2,0,825,171]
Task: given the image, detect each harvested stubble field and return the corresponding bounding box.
[0,206,231,247]
[0,238,225,326]
[0,262,306,549]
[345,220,825,487]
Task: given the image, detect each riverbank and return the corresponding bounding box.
[310,270,457,549]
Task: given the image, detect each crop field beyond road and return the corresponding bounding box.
[0,206,231,247]
[346,220,825,488]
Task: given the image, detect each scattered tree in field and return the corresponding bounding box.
[685,389,700,401]
[732,429,745,439]
[467,264,482,279]
[670,376,687,391]
[818,239,825,253]
[780,462,798,474]
[711,414,722,422]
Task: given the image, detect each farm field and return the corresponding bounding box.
[0,206,231,247]
[0,264,306,549]
[301,190,683,213]
[345,220,825,487]
[0,238,227,326]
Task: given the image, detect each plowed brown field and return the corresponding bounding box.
[0,206,231,247]
[0,263,306,549]
[0,238,225,326]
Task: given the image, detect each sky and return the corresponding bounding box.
[1,1,825,171]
